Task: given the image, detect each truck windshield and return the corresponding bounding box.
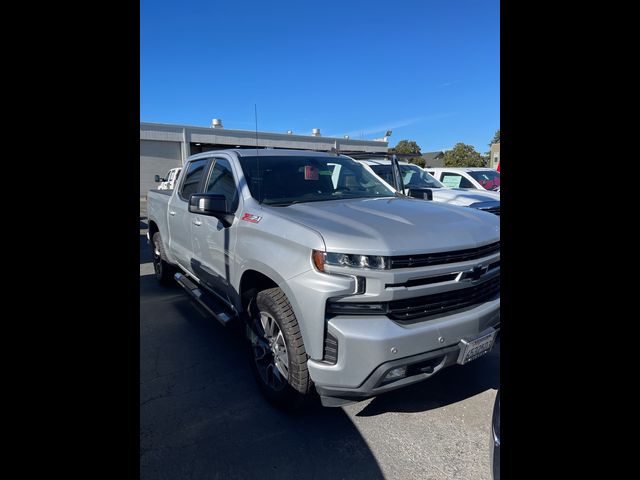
[468,170,501,191]
[370,164,443,189]
[238,155,396,205]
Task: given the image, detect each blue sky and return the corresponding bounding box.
[141,0,499,153]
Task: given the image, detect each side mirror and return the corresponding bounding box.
[189,194,234,227]
[155,175,165,183]
[408,188,433,200]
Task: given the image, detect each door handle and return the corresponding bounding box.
[193,219,202,226]
[169,211,176,216]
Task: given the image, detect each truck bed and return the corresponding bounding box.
[146,189,173,246]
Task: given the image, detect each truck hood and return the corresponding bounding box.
[270,197,500,255]
[430,188,500,206]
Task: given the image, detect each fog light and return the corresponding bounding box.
[384,366,407,381]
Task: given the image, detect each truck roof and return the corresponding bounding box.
[187,148,361,162]
[428,167,495,172]
[356,158,411,166]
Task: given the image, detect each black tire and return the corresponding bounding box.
[151,232,175,286]
[246,287,313,409]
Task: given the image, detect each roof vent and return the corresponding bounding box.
[211,118,223,128]
[311,128,321,136]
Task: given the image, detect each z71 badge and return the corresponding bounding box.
[241,213,262,223]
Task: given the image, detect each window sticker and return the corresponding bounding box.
[304,165,319,180]
[441,175,462,188]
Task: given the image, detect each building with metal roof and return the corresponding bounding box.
[140,120,389,197]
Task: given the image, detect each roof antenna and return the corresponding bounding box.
[254,104,262,204]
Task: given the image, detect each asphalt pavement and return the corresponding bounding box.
[140,213,499,480]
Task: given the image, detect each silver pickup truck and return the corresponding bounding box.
[146,149,500,408]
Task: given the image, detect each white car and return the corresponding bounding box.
[427,167,501,192]
[155,167,182,190]
[357,159,500,215]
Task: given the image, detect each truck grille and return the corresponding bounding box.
[389,241,500,269]
[387,275,500,322]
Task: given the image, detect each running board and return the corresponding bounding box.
[174,272,235,326]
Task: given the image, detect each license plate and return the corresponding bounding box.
[457,328,497,365]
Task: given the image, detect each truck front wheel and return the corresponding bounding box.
[247,287,313,409]
[151,232,175,286]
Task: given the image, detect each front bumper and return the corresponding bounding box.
[308,297,500,406]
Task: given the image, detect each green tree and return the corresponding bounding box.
[443,143,487,167]
[391,140,421,155]
[490,129,500,145]
[390,140,425,167]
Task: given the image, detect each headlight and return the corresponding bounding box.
[312,250,389,271]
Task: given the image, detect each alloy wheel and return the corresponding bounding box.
[251,311,289,391]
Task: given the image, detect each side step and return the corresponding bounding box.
[174,272,235,326]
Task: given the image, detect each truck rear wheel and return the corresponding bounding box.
[151,232,175,286]
[246,287,313,409]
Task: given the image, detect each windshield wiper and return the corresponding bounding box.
[264,200,303,207]
[265,198,335,206]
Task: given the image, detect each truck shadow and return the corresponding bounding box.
[140,275,385,480]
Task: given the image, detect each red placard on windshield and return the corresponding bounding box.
[304,165,319,180]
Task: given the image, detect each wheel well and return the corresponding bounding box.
[148,220,159,241]
[239,270,278,311]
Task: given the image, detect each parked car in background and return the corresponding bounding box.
[356,158,500,216]
[155,167,182,190]
[427,167,501,192]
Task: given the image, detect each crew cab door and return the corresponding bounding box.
[190,156,241,306]
[167,158,211,271]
